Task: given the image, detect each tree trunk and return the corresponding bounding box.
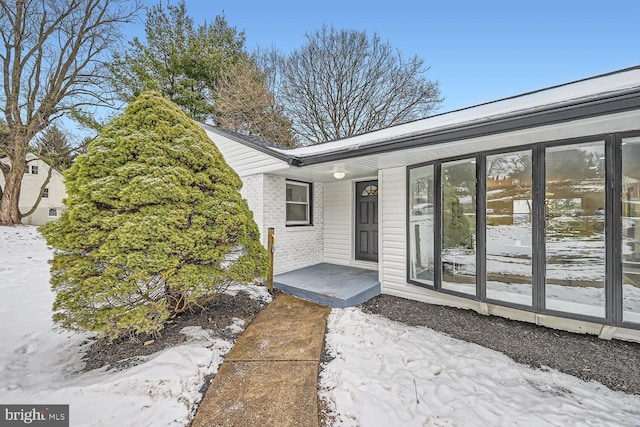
[0,145,27,225]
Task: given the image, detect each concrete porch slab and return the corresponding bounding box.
[274,263,381,308]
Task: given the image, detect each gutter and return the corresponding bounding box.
[200,89,640,168]
[293,90,640,166]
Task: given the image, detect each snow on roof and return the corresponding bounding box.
[274,66,640,157]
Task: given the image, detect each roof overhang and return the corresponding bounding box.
[291,90,640,167]
[200,66,640,183]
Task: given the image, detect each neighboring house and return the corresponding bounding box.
[201,65,640,343]
[0,153,66,225]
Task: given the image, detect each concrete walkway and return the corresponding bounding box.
[191,293,331,427]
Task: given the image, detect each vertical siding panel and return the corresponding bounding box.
[380,167,407,291]
[323,181,352,264]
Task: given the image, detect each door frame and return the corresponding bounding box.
[354,179,379,262]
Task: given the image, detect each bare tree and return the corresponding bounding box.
[215,60,296,148]
[0,0,140,224]
[273,25,443,144]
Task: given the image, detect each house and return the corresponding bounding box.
[201,65,640,343]
[0,153,66,225]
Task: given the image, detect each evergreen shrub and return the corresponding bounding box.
[41,91,268,340]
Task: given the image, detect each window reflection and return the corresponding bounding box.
[622,138,640,323]
[486,151,533,306]
[545,142,606,317]
[409,165,435,285]
[441,158,476,295]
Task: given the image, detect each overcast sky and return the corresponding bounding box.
[130,0,640,114]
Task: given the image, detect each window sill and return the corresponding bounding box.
[285,224,315,231]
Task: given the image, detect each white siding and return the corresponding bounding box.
[322,179,380,270]
[203,129,288,177]
[379,167,407,291]
[0,154,66,225]
[323,180,351,265]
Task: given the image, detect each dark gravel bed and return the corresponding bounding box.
[83,290,268,372]
[360,294,640,395]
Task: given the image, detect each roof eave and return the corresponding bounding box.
[199,123,292,163]
[295,90,640,166]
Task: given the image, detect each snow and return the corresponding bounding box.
[4,225,640,426]
[0,225,271,426]
[320,308,640,427]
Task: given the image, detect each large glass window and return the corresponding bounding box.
[622,137,640,324]
[286,181,312,226]
[441,158,477,295]
[409,165,435,285]
[407,132,640,329]
[486,150,533,306]
[545,142,606,318]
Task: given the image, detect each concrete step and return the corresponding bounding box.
[274,263,381,308]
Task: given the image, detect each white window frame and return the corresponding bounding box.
[285,180,312,226]
[43,188,49,198]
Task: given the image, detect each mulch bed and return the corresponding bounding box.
[82,290,269,372]
[360,294,640,395]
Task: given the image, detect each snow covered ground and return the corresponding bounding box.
[3,225,640,426]
[0,225,271,426]
[320,309,640,426]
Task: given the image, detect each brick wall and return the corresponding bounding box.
[239,174,265,242]
[240,173,324,274]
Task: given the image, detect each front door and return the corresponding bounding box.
[355,180,379,262]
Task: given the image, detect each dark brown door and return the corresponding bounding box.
[355,180,379,262]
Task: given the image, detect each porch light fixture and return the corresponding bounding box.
[332,166,346,179]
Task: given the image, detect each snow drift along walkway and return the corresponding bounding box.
[0,225,272,426]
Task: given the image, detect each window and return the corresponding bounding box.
[48,208,57,217]
[408,134,638,327]
[441,158,477,296]
[409,165,435,285]
[31,165,38,175]
[286,181,312,226]
[43,188,49,198]
[361,184,378,196]
[622,137,640,323]
[486,150,533,306]
[545,142,606,318]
